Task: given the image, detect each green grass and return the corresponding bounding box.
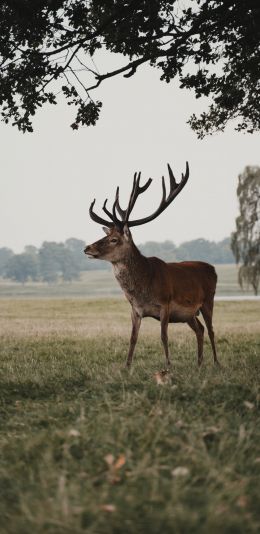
[0,299,260,533]
[0,264,256,298]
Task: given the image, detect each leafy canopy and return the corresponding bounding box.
[0,0,259,134]
[231,166,260,295]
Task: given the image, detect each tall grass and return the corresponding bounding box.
[0,299,259,533]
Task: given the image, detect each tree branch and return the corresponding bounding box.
[42,0,141,58]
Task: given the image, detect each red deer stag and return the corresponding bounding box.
[84,163,219,368]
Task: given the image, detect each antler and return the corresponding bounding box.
[127,162,189,227]
[89,162,189,229]
[89,194,123,228]
[89,199,114,227]
[115,172,153,223]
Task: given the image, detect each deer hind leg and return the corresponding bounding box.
[160,307,171,367]
[187,317,205,366]
[126,309,141,368]
[201,302,220,366]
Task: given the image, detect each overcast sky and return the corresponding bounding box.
[1,52,260,253]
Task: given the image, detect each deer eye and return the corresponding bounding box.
[110,238,118,243]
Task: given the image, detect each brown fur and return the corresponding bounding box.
[85,226,219,368]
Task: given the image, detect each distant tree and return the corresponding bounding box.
[0,1,259,136]
[65,237,110,271]
[0,247,14,276]
[140,240,177,262]
[216,238,235,264]
[139,237,235,264]
[38,241,80,282]
[59,247,80,281]
[175,238,220,263]
[231,166,260,295]
[4,253,39,284]
[65,238,86,270]
[38,242,62,283]
[24,245,38,256]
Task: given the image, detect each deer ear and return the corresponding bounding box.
[123,224,132,241]
[102,227,110,235]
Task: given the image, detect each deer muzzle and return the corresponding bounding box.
[84,245,99,258]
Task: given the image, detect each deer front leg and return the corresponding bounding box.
[160,307,171,367]
[126,308,141,368]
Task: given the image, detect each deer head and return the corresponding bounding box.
[84,162,189,261]
[84,225,133,262]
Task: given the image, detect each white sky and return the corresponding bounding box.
[1,52,260,253]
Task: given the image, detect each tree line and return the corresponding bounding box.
[0,237,234,284]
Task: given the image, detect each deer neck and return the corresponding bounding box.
[112,244,149,294]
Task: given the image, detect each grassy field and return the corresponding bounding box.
[0,298,260,533]
[0,264,256,299]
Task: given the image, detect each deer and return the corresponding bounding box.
[84,162,220,369]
